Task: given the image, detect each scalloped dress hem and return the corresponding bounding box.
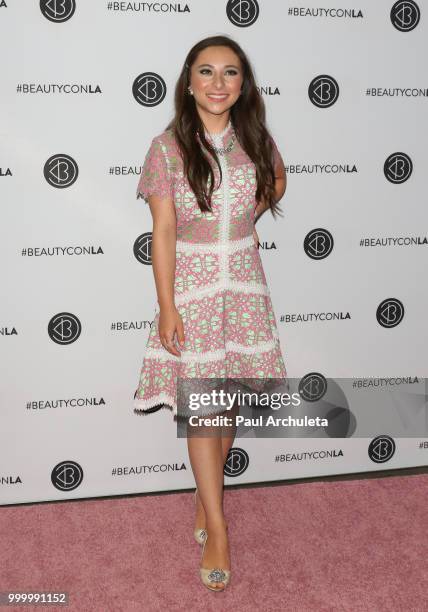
[134,397,177,417]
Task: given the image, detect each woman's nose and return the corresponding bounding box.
[212,73,225,88]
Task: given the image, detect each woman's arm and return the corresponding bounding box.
[147,194,184,355]
[254,161,287,224]
[147,194,177,311]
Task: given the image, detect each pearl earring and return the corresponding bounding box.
[188,87,193,95]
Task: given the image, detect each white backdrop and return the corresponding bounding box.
[1,0,427,505]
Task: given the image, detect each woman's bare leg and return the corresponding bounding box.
[187,406,238,590]
[193,401,239,531]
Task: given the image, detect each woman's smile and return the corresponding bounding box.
[206,93,229,101]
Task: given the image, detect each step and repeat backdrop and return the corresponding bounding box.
[1,1,427,505]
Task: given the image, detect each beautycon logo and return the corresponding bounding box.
[51,461,84,491]
[44,154,78,188]
[368,435,396,463]
[308,75,339,108]
[384,152,413,183]
[390,0,420,31]
[40,0,76,22]
[304,228,334,260]
[48,313,82,344]
[376,298,404,328]
[133,72,167,107]
[226,0,259,27]
[224,447,249,477]
[298,373,328,403]
[134,233,153,265]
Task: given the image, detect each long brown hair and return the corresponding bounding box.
[165,35,283,218]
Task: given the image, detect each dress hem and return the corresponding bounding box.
[134,397,177,417]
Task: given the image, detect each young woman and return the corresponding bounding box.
[134,35,288,591]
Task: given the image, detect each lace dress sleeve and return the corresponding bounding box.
[136,136,173,203]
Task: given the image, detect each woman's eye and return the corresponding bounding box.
[199,69,239,76]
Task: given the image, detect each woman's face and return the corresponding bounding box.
[189,45,244,119]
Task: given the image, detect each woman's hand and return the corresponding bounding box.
[158,304,185,356]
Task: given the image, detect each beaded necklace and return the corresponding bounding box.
[204,120,236,156]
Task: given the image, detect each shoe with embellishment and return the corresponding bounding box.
[193,488,207,545]
[199,532,231,592]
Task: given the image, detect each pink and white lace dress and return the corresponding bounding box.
[134,120,287,418]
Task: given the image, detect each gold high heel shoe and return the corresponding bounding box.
[200,531,231,591]
[193,488,207,545]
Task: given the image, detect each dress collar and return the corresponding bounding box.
[203,119,233,144]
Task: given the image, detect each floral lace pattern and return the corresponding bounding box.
[134,122,287,417]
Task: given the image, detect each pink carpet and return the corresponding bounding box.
[1,473,427,611]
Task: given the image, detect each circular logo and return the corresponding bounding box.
[298,373,328,403]
[376,298,404,328]
[368,435,396,463]
[226,0,259,27]
[51,461,84,491]
[44,154,78,188]
[304,228,334,260]
[133,72,167,107]
[48,312,82,344]
[390,1,420,31]
[308,75,339,108]
[224,447,249,477]
[40,0,76,22]
[134,232,153,265]
[384,152,413,183]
